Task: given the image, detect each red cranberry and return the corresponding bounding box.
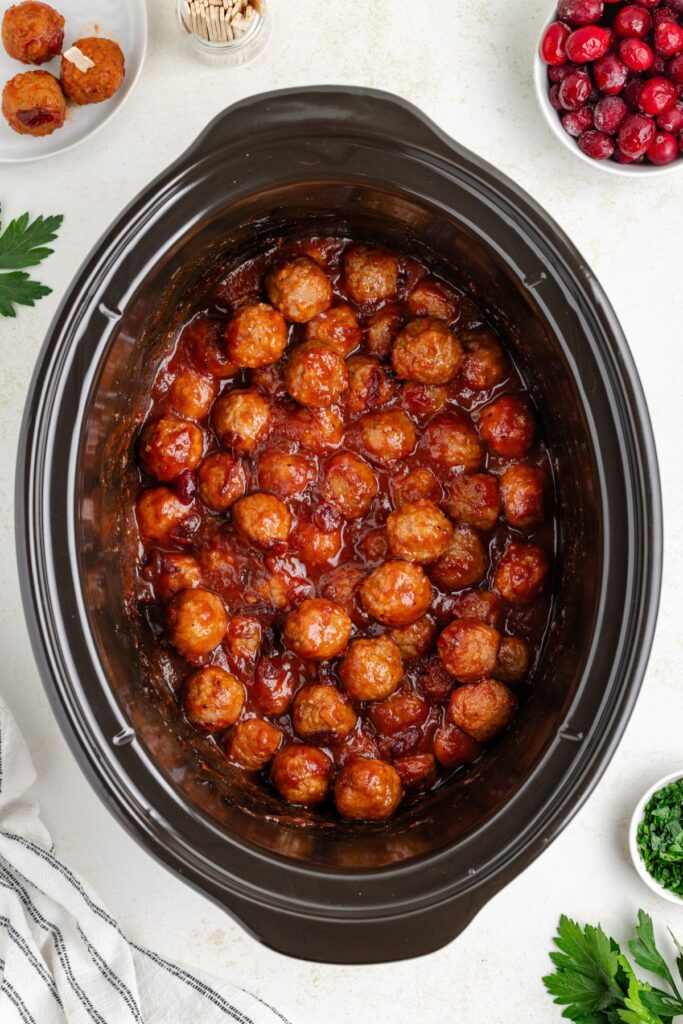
[619,38,654,71]
[655,21,683,56]
[562,105,595,134]
[648,54,669,76]
[623,77,645,109]
[557,0,604,24]
[549,83,563,109]
[578,129,615,157]
[653,7,680,27]
[618,112,656,155]
[669,54,683,81]
[678,82,683,97]
[613,149,643,163]
[647,129,679,161]
[669,0,683,12]
[614,5,652,38]
[594,94,628,130]
[549,61,588,81]
[566,25,612,61]
[632,0,658,5]
[593,53,629,92]
[541,22,571,64]
[639,76,677,114]
[559,70,593,108]
[657,100,683,130]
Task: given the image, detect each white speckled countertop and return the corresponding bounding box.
[2,1,682,1021]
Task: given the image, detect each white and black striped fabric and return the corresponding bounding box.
[0,697,291,1024]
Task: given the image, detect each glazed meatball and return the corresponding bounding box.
[2,2,63,64]
[136,487,199,546]
[212,389,271,453]
[386,499,454,564]
[339,635,403,702]
[225,718,281,771]
[181,666,244,733]
[495,635,531,686]
[232,492,291,549]
[369,692,428,736]
[479,395,536,459]
[343,246,399,305]
[406,279,459,322]
[284,598,352,659]
[335,757,403,820]
[257,448,316,499]
[266,257,333,323]
[359,409,417,463]
[138,415,203,483]
[438,618,501,682]
[499,464,548,529]
[249,362,286,397]
[422,411,483,471]
[345,355,397,416]
[429,525,487,590]
[458,329,510,391]
[448,679,518,741]
[60,37,125,105]
[319,564,367,625]
[389,615,436,661]
[321,452,378,519]
[364,304,403,359]
[433,722,483,768]
[166,588,227,662]
[391,466,441,508]
[2,70,65,136]
[400,382,447,419]
[250,654,302,715]
[225,614,262,661]
[292,407,344,453]
[452,589,503,629]
[393,753,437,792]
[292,684,357,744]
[166,368,218,421]
[360,560,432,627]
[144,550,201,603]
[254,556,315,612]
[284,341,348,408]
[443,472,501,531]
[197,452,246,511]
[289,517,342,570]
[224,303,288,369]
[182,317,237,379]
[493,542,550,605]
[304,303,361,357]
[271,744,334,807]
[357,526,389,564]
[392,318,464,385]
[418,657,455,702]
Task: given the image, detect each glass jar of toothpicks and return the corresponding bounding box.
[177,0,269,66]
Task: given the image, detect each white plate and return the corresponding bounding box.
[629,770,683,906]
[0,0,147,163]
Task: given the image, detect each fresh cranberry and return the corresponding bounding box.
[562,105,595,134]
[648,54,669,76]
[632,0,659,6]
[653,7,679,27]
[578,129,615,157]
[549,61,588,81]
[566,25,612,61]
[613,149,642,163]
[619,38,654,70]
[618,112,656,155]
[669,0,683,12]
[669,53,683,81]
[541,21,571,64]
[594,94,628,130]
[655,21,683,56]
[657,100,683,129]
[549,83,563,109]
[593,53,629,91]
[559,69,593,108]
[638,75,677,113]
[614,5,652,38]
[646,129,679,161]
[557,0,604,24]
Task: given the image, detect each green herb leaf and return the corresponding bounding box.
[629,910,681,1001]
[0,272,52,318]
[668,929,683,990]
[0,204,62,317]
[543,915,626,1022]
[616,957,666,1024]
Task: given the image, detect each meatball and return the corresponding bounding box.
[284,598,352,659]
[493,542,550,605]
[254,557,315,612]
[144,550,201,603]
[443,472,501,531]
[166,368,218,421]
[429,525,488,590]
[166,588,227,662]
[418,657,455,702]
[289,518,342,570]
[271,744,334,807]
[249,362,286,397]
[138,415,203,482]
[2,70,65,136]
[357,526,388,564]
[359,409,417,463]
[438,618,501,682]
[266,257,333,323]
[224,303,288,369]
[225,718,282,771]
[343,246,399,305]
[284,341,348,408]
[364,304,403,359]
[250,654,302,715]
[422,411,483,471]
[452,589,503,629]
[182,317,237,379]
[391,466,441,508]
[181,666,244,733]
[389,615,436,661]
[225,614,262,661]
[369,692,428,736]
[339,635,403,702]
[458,329,510,391]
[292,407,344,453]
[406,279,459,322]
[197,452,246,511]
[433,722,483,768]
[212,389,271,453]
[393,753,437,792]
[495,635,531,686]
[499,464,548,529]
[400,382,447,419]
[478,395,536,459]
[345,356,396,416]
[360,560,432,627]
[2,2,63,64]
[60,37,125,105]
[386,499,454,564]
[232,492,291,549]
[321,452,378,519]
[292,684,357,744]
[257,448,316,499]
[335,758,403,820]
[448,679,518,741]
[319,564,367,625]
[304,303,361,357]
[136,487,199,546]
[392,318,464,385]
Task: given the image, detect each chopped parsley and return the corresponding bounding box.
[637,779,683,897]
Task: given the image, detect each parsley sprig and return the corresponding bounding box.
[544,909,683,1023]
[0,204,63,318]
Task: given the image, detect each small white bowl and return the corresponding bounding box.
[533,13,683,177]
[629,770,683,905]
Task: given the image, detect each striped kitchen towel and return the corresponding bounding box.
[0,696,291,1024]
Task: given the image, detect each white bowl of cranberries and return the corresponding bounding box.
[536,0,683,172]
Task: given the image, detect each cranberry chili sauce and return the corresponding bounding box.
[129,235,557,823]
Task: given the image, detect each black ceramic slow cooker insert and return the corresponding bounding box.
[17,88,662,964]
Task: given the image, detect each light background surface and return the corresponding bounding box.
[1,2,682,1021]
